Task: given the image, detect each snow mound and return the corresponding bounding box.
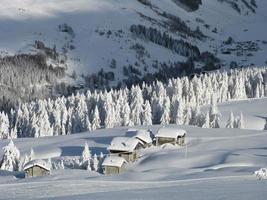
[254,168,267,180]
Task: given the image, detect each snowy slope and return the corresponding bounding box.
[0,0,267,86]
[0,98,267,199]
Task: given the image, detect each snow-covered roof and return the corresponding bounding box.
[108,137,142,152]
[126,128,138,133]
[155,127,186,139]
[134,129,152,144]
[102,156,127,167]
[23,159,51,171]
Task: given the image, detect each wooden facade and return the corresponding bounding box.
[156,135,185,146]
[24,165,50,178]
[103,164,126,175]
[109,150,138,162]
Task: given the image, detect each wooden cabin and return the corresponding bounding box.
[107,137,143,162]
[155,127,186,146]
[102,156,127,175]
[134,129,153,148]
[23,159,51,178]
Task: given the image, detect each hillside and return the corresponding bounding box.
[0,0,267,107]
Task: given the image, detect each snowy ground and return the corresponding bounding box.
[0,98,267,199]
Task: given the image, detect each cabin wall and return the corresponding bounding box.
[25,166,50,178]
[156,136,185,146]
[110,151,137,162]
[156,137,176,146]
[104,165,125,175]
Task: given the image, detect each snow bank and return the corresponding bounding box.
[254,168,267,180]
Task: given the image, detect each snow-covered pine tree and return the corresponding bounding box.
[98,152,104,173]
[91,106,101,131]
[93,154,99,172]
[0,112,10,139]
[202,112,210,128]
[130,86,144,126]
[209,94,220,128]
[103,92,115,128]
[81,142,91,170]
[142,100,152,125]
[0,140,20,171]
[236,112,245,129]
[160,97,171,125]
[29,148,35,161]
[175,100,184,125]
[190,105,200,126]
[122,102,131,126]
[226,112,235,128]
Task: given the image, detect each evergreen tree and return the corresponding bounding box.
[175,100,184,125]
[236,112,244,129]
[142,100,152,125]
[0,140,20,171]
[160,97,171,125]
[81,142,91,170]
[0,112,10,139]
[226,112,235,128]
[93,154,99,172]
[91,106,101,130]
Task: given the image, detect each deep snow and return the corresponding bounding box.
[0,98,266,199]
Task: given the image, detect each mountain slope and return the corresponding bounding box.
[0,0,266,101]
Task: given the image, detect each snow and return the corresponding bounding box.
[134,129,153,144]
[23,159,50,171]
[155,127,186,138]
[108,137,141,152]
[254,168,267,180]
[102,156,126,167]
[0,0,267,86]
[0,98,266,199]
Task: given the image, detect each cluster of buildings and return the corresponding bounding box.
[102,127,186,175]
[23,126,186,177]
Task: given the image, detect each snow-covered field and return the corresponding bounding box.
[0,98,267,199]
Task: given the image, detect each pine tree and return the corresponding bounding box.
[175,100,184,125]
[81,142,91,170]
[29,148,35,161]
[202,112,210,128]
[91,106,101,131]
[122,103,131,126]
[98,152,104,173]
[236,112,244,129]
[130,86,144,126]
[142,100,152,125]
[0,112,10,139]
[209,94,220,128]
[160,97,171,125]
[93,154,99,172]
[85,116,92,131]
[226,112,235,128]
[0,140,20,171]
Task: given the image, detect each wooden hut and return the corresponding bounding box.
[134,129,153,148]
[107,137,143,162]
[102,156,127,175]
[155,127,186,146]
[23,159,51,178]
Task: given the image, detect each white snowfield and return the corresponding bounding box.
[0,98,267,199]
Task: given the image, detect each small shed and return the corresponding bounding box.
[23,159,51,178]
[155,127,186,146]
[102,156,127,175]
[108,137,143,162]
[134,129,153,148]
